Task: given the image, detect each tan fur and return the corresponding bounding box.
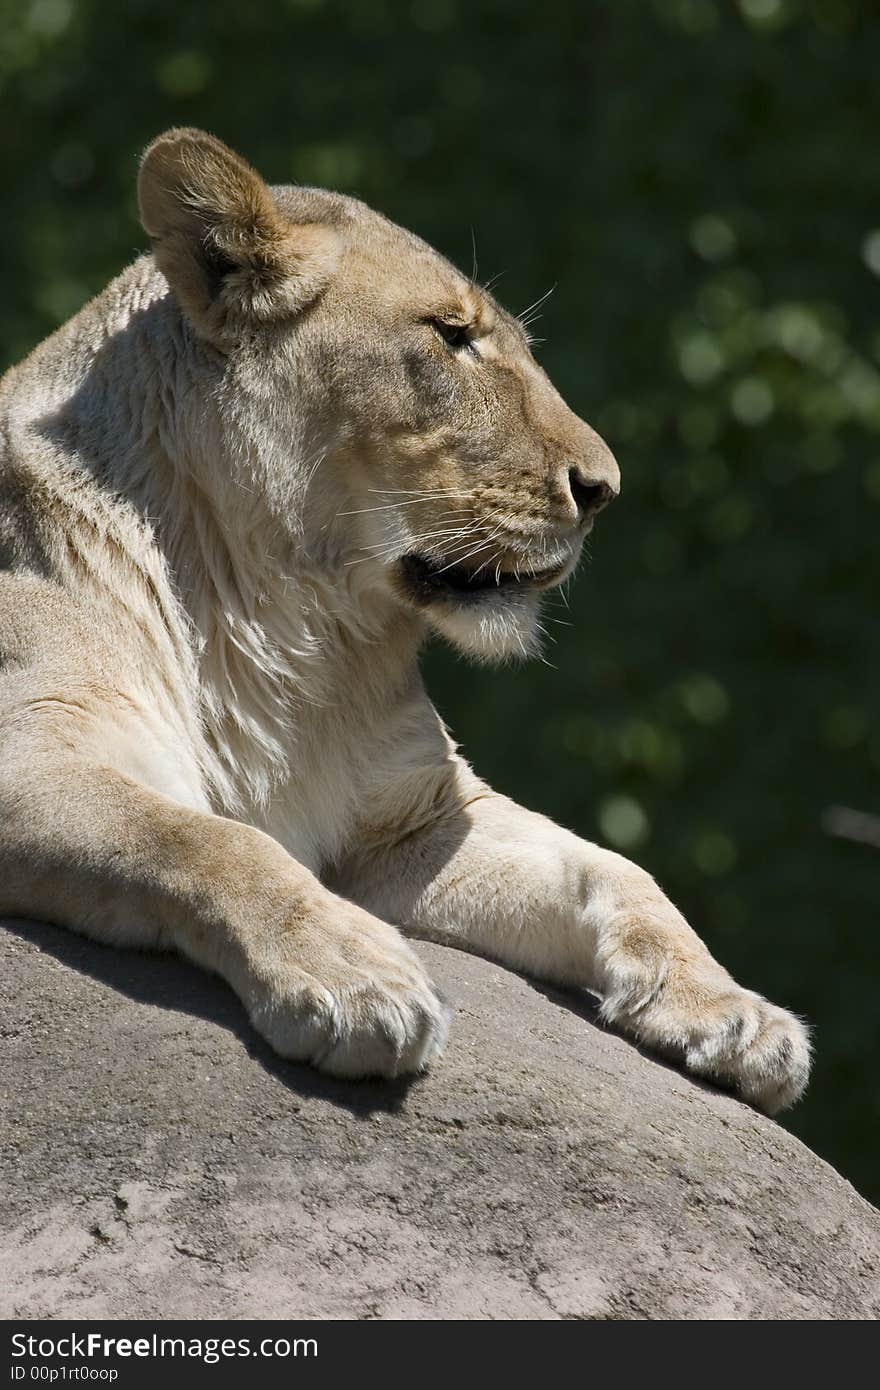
[0,130,809,1109]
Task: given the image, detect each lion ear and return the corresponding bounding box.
[138,128,340,342]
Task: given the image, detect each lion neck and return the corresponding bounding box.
[144,322,427,822]
[32,260,428,823]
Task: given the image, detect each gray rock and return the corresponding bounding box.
[1,918,878,1320]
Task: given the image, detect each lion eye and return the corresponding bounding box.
[431,319,477,355]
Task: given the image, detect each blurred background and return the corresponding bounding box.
[1,0,877,1202]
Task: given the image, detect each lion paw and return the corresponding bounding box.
[598,922,811,1113]
[244,907,450,1080]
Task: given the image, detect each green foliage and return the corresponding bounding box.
[1,0,877,1198]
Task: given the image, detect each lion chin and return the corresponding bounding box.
[423,589,544,663]
[392,550,571,663]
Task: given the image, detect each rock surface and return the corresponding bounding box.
[1,917,878,1320]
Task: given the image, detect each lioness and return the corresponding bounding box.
[0,129,809,1111]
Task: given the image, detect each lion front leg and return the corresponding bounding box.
[578,853,811,1113]
[0,734,449,1082]
[337,781,811,1113]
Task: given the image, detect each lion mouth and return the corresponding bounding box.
[398,551,568,605]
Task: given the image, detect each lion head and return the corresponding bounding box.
[139,128,619,661]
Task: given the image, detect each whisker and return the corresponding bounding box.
[467,514,514,567]
[355,525,480,554]
[421,508,513,568]
[301,445,328,491]
[404,529,480,548]
[343,548,404,568]
[336,501,473,517]
[345,518,488,568]
[463,514,516,577]
[517,283,556,325]
[470,544,505,581]
[409,506,508,552]
[482,269,508,294]
[367,488,471,498]
[431,534,502,575]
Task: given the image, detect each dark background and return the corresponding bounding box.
[1,0,877,1203]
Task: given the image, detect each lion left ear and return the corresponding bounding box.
[138,127,340,342]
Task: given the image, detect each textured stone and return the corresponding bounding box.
[2,918,878,1320]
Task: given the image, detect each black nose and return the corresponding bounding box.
[568,468,616,523]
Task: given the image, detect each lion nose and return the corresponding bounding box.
[561,453,617,522]
[562,426,620,524]
[567,469,616,521]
